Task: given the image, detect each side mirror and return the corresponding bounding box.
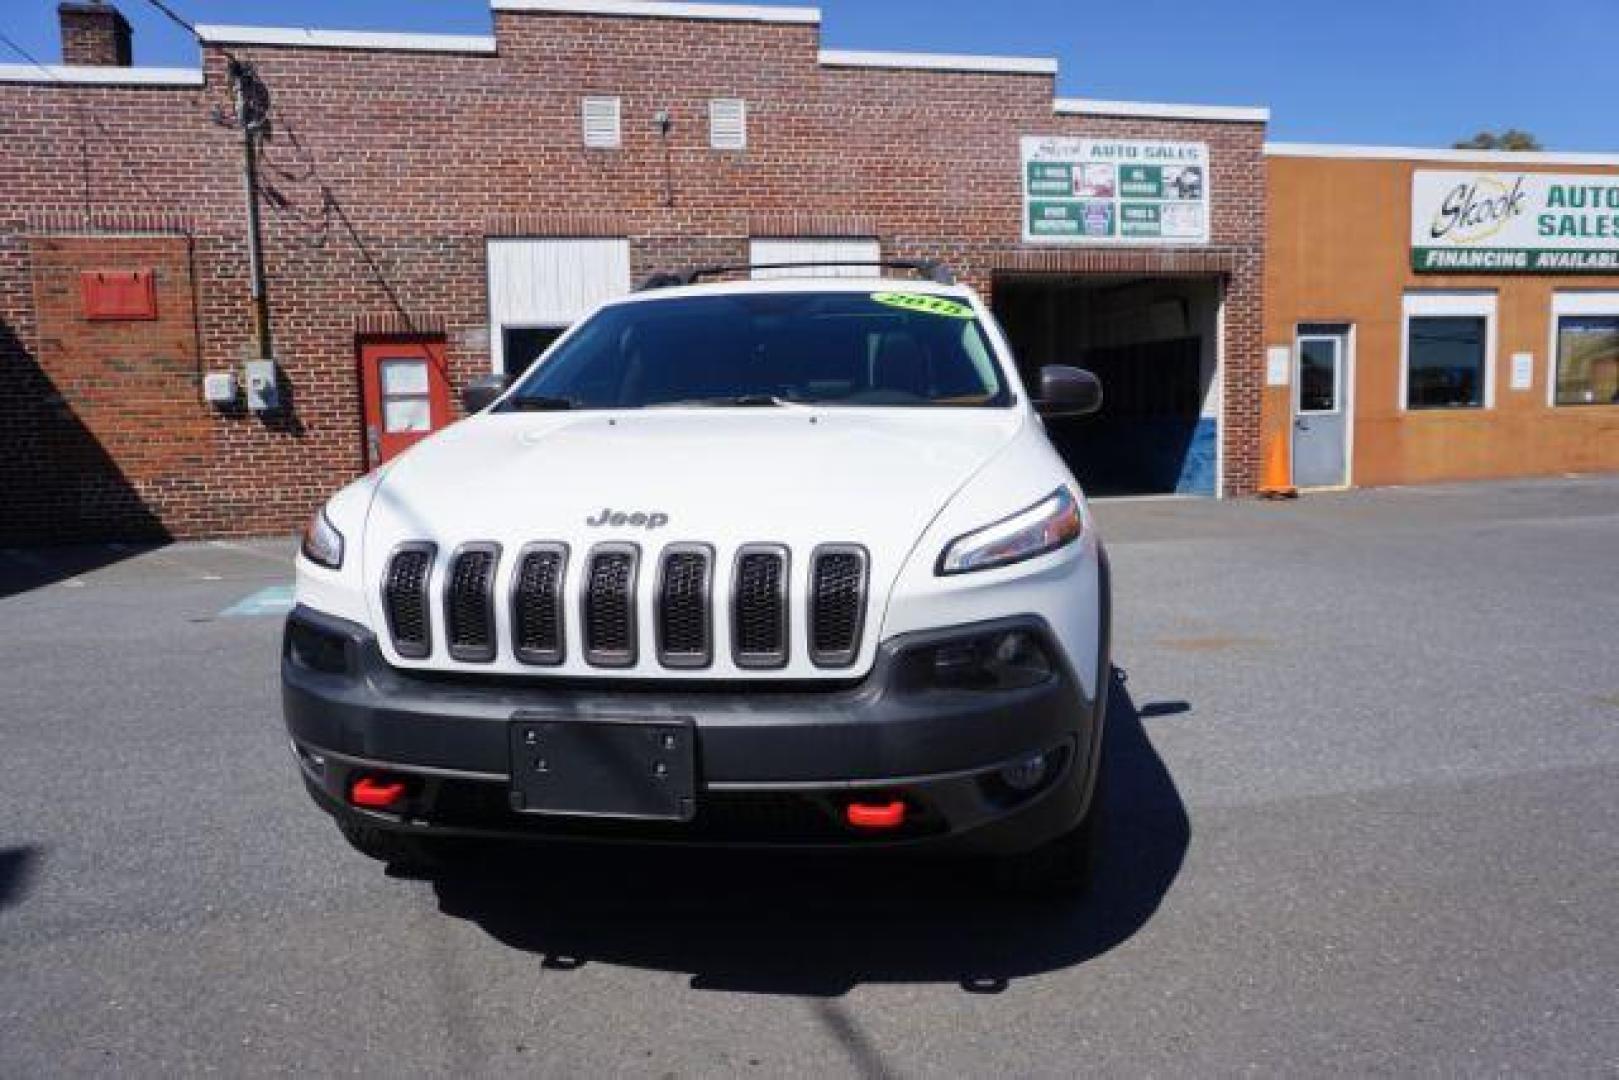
[1035,365,1103,418]
[462,373,508,415]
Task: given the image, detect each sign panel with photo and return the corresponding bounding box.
[1411,170,1619,273]
[1021,137,1211,245]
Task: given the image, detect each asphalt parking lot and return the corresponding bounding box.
[2,476,1617,1076]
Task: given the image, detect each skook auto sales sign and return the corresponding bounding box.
[1412,169,1619,272]
[1023,137,1210,245]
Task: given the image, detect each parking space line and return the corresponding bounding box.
[219,586,296,618]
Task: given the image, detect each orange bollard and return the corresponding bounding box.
[1257,432,1298,500]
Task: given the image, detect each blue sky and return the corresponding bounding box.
[5,0,1616,150]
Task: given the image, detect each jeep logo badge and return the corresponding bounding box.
[586,508,670,530]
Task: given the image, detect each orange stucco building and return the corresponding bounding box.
[1265,144,1619,490]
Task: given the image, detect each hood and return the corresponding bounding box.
[367,409,1022,556]
[359,407,1026,679]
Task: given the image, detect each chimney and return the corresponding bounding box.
[59,2,133,67]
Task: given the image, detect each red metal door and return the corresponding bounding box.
[359,336,452,467]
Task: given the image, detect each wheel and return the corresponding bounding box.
[992,771,1106,900]
[336,817,445,874]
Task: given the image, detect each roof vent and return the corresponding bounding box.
[582,96,621,149]
[709,98,747,151]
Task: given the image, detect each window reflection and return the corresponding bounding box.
[1407,316,1485,409]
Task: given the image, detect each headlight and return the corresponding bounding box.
[301,506,345,570]
[937,488,1082,576]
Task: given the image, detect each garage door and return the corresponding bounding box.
[486,238,631,376]
[750,238,881,279]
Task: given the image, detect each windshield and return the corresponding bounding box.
[499,291,1012,411]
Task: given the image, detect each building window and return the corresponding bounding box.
[709,99,747,150]
[503,327,567,382]
[1402,293,1496,411]
[582,96,621,149]
[1552,293,1619,407]
[1408,317,1487,409]
[379,358,433,433]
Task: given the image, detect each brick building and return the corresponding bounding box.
[1263,144,1619,491]
[0,0,1274,543]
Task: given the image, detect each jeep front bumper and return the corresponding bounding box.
[282,606,1106,856]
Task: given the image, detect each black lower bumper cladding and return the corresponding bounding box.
[282,605,1106,855]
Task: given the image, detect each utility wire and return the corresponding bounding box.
[137,0,241,63]
[10,3,415,334]
[258,114,421,331]
[0,27,45,69]
[0,27,172,213]
[0,25,207,399]
[140,0,202,38]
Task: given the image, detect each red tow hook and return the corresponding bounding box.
[350,777,408,810]
[846,800,907,830]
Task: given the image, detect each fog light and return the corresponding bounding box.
[999,753,1049,792]
[287,620,350,675]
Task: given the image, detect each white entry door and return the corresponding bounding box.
[1292,325,1352,488]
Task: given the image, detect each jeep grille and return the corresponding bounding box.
[582,546,639,667]
[511,544,568,666]
[657,545,713,668]
[809,546,868,668]
[733,545,789,669]
[445,544,500,663]
[382,544,435,659]
[378,540,870,673]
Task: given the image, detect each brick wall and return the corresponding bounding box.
[0,7,1267,542]
[1,234,203,543]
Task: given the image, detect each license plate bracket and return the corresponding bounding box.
[508,714,697,822]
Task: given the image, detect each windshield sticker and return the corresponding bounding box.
[870,292,975,319]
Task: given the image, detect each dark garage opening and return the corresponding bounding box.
[993,274,1221,496]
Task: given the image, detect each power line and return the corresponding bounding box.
[136,0,244,64]
[0,27,105,213]
[0,24,180,217]
[139,0,203,40]
[0,27,54,73]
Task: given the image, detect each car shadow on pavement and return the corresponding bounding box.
[429,669,1190,996]
[0,846,42,912]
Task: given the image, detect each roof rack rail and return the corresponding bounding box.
[634,271,689,291]
[634,260,957,291]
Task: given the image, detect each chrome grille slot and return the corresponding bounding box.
[583,544,639,667]
[444,543,500,663]
[732,544,789,669]
[382,543,436,659]
[657,544,713,669]
[809,545,868,668]
[511,543,568,666]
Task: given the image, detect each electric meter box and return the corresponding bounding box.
[244,359,280,412]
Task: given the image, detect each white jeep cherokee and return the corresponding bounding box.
[283,264,1110,894]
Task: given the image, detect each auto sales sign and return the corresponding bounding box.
[1023,137,1210,245]
[1412,169,1619,273]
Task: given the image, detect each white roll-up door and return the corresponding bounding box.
[486,238,631,374]
[749,238,881,279]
